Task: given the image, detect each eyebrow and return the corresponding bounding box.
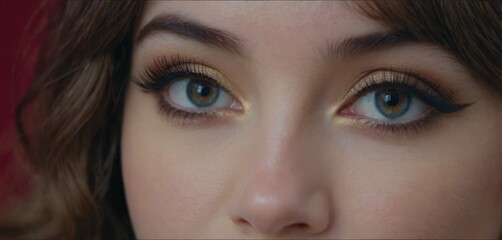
[138,14,435,61]
[137,13,244,55]
[325,29,420,59]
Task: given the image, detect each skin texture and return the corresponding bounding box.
[121,2,502,238]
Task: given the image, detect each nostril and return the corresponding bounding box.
[291,223,309,229]
[235,218,250,226]
[286,222,310,232]
[234,217,311,235]
[234,217,252,233]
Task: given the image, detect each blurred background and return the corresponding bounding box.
[0,0,46,208]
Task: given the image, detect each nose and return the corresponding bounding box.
[232,178,331,236]
[229,125,332,237]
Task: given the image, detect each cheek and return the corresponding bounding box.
[334,122,502,237]
[121,89,235,238]
[121,84,502,238]
[121,150,227,237]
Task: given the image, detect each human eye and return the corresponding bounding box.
[337,69,472,135]
[135,55,242,125]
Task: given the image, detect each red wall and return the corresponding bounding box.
[0,0,44,205]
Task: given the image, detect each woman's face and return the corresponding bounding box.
[121,1,502,238]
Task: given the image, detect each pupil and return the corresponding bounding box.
[383,92,400,106]
[187,80,219,107]
[196,84,211,97]
[375,89,411,119]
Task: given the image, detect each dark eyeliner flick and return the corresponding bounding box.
[353,69,472,114]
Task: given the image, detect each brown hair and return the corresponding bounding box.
[1,1,143,239]
[0,1,500,239]
[356,1,502,92]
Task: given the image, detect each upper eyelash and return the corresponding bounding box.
[352,68,447,98]
[136,55,223,92]
[137,57,471,130]
[135,55,237,124]
[351,69,471,114]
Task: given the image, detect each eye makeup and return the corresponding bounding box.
[337,68,472,135]
[135,54,472,135]
[134,55,243,125]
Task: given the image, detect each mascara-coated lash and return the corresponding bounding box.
[136,55,223,92]
[339,68,473,136]
[135,55,240,125]
[348,69,471,114]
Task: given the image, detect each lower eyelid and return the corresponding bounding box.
[156,99,223,125]
[335,112,442,138]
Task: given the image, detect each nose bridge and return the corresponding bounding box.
[229,73,331,236]
[245,88,309,215]
[249,103,310,196]
[259,104,303,171]
[255,70,314,168]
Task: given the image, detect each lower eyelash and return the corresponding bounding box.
[358,111,440,137]
[156,97,219,125]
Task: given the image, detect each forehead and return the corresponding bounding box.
[138,1,388,50]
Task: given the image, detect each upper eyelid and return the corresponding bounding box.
[346,69,451,98]
[353,78,441,99]
[135,55,244,103]
[136,56,218,89]
[137,56,467,108]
